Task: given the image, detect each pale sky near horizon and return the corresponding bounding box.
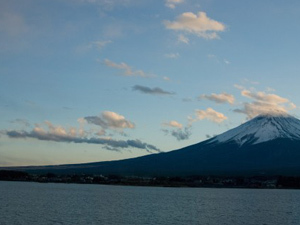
[1,0,300,166]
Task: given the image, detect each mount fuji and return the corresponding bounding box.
[9,113,300,176]
[209,113,300,146]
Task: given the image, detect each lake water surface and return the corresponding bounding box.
[0,181,300,225]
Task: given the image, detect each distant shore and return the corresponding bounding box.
[1,170,300,189]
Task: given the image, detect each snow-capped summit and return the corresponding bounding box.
[209,113,300,146]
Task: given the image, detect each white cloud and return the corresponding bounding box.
[234,89,296,119]
[162,120,183,129]
[163,76,171,81]
[199,93,235,105]
[195,108,228,123]
[93,40,112,50]
[234,84,244,90]
[104,59,150,77]
[178,34,189,44]
[165,53,180,58]
[85,111,135,131]
[241,90,288,104]
[224,59,230,64]
[164,11,225,40]
[165,0,184,9]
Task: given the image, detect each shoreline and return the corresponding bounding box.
[1,170,300,189]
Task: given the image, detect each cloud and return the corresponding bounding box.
[165,53,180,58]
[162,127,191,141]
[161,118,192,141]
[82,40,112,51]
[163,76,171,81]
[224,59,230,64]
[10,119,30,127]
[132,85,175,95]
[182,97,193,102]
[241,90,288,104]
[93,40,112,49]
[78,40,112,52]
[164,11,225,40]
[162,120,183,129]
[178,34,189,44]
[84,111,135,131]
[4,129,160,153]
[234,89,296,119]
[165,0,184,9]
[195,108,228,123]
[3,118,160,153]
[171,127,191,141]
[234,84,244,90]
[104,59,149,77]
[199,93,235,104]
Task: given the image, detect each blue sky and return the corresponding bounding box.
[1,0,300,166]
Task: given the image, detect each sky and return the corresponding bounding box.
[1,0,300,166]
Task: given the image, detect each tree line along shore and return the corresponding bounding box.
[2,170,300,189]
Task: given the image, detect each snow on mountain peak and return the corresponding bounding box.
[209,114,300,146]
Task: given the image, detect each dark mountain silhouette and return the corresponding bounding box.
[5,113,300,176]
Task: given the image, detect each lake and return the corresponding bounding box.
[0,181,299,225]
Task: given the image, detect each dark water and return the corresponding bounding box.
[0,181,300,225]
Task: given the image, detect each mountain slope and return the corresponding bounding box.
[7,114,300,176]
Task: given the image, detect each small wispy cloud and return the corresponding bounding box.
[194,108,228,123]
[104,59,150,77]
[93,40,112,49]
[162,127,191,141]
[182,97,193,102]
[161,119,192,141]
[171,127,191,141]
[164,11,226,40]
[10,119,30,128]
[132,85,175,95]
[207,54,230,65]
[199,93,235,105]
[77,40,112,53]
[84,111,135,131]
[163,76,171,81]
[165,53,180,59]
[165,0,184,9]
[162,120,183,129]
[224,59,230,64]
[178,34,189,44]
